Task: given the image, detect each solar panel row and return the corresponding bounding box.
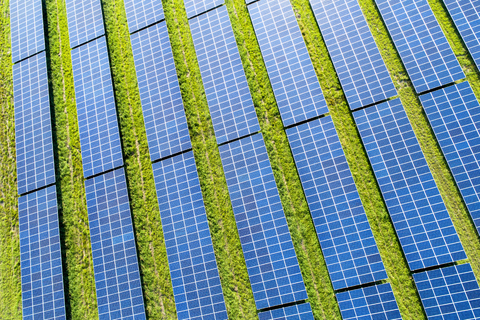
[124,0,165,34]
[286,116,387,290]
[374,0,464,94]
[19,186,66,320]
[354,99,466,271]
[152,151,228,320]
[13,52,56,195]
[420,81,480,236]
[258,303,314,320]
[309,0,397,110]
[190,5,260,145]
[131,21,192,162]
[248,0,329,127]
[183,0,224,19]
[219,133,308,310]
[65,0,105,48]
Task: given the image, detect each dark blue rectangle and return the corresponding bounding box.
[258,303,314,320]
[65,0,105,48]
[124,0,165,34]
[183,0,224,19]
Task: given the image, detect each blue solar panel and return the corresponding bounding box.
[309,0,397,110]
[123,0,164,34]
[414,263,480,319]
[85,168,146,320]
[71,36,123,178]
[248,0,329,127]
[353,99,466,271]
[190,6,260,144]
[19,186,66,320]
[337,283,402,320]
[374,0,464,94]
[286,116,387,290]
[258,303,314,320]
[65,0,105,48]
[10,0,45,63]
[420,82,480,236]
[152,151,228,320]
[13,52,56,195]
[131,22,192,162]
[443,0,480,70]
[218,133,307,310]
[183,0,224,19]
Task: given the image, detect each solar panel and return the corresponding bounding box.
[84,168,146,320]
[309,0,397,110]
[123,0,164,34]
[65,0,105,48]
[374,0,464,94]
[443,0,480,70]
[353,99,466,271]
[420,81,480,235]
[258,303,314,320]
[10,0,45,63]
[131,22,192,162]
[286,116,387,290]
[336,283,402,320]
[71,36,124,178]
[183,0,224,19]
[189,6,260,144]
[248,0,329,127]
[152,151,228,320]
[413,263,480,319]
[19,186,66,320]
[13,52,56,195]
[218,133,308,310]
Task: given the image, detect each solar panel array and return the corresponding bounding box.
[420,81,480,235]
[65,0,105,48]
[353,99,466,271]
[152,151,228,320]
[337,283,402,320]
[286,116,387,290]
[374,0,464,94]
[131,22,192,161]
[85,168,146,320]
[258,303,314,320]
[190,6,260,144]
[414,263,480,319]
[309,0,397,110]
[10,0,45,63]
[13,52,56,195]
[71,36,124,178]
[443,0,480,70]
[19,186,66,320]
[183,0,224,19]
[124,0,165,34]
[219,133,307,310]
[248,0,328,127]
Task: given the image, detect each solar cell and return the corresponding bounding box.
[71,36,123,178]
[353,99,466,271]
[183,0,224,19]
[309,0,397,110]
[248,0,328,127]
[286,116,387,290]
[413,263,480,319]
[420,82,480,235]
[219,133,307,310]
[85,168,146,320]
[10,0,45,63]
[374,0,464,93]
[337,283,402,320]
[190,6,260,144]
[13,52,56,195]
[65,0,105,48]
[131,22,192,162]
[152,151,228,320]
[443,0,480,70]
[258,303,314,320]
[19,186,66,320]
[123,0,165,34]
